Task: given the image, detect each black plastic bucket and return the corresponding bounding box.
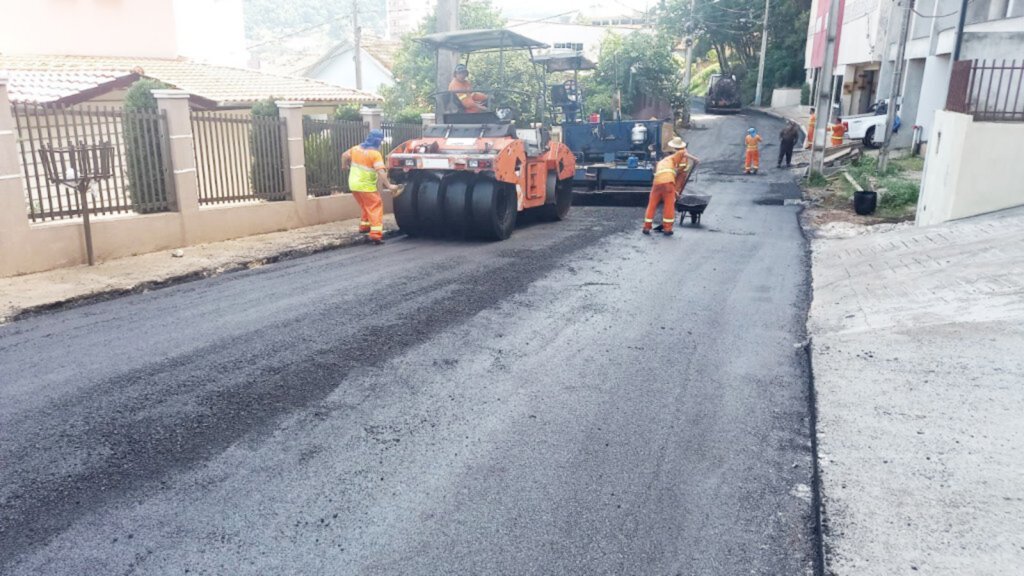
[854,190,878,215]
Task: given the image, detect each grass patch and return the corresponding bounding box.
[879,177,919,208]
[892,155,925,172]
[806,170,828,187]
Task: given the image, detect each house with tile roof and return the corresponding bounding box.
[0,0,381,111]
[304,35,401,97]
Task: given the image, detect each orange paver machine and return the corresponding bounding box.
[387,29,576,240]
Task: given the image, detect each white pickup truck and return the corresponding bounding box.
[839,100,901,148]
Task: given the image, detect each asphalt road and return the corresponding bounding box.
[0,108,816,575]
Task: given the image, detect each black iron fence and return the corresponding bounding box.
[302,118,367,197]
[381,121,422,155]
[191,111,290,205]
[946,59,1024,122]
[11,103,173,222]
[301,118,423,197]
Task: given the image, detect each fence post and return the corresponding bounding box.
[151,90,200,242]
[361,107,383,131]
[420,112,436,128]
[0,77,33,276]
[275,101,308,213]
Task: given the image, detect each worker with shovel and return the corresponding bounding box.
[643,137,700,237]
[341,129,399,245]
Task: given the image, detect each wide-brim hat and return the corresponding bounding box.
[667,137,687,149]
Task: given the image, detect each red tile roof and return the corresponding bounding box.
[0,54,382,107]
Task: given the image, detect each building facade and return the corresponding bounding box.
[0,0,248,67]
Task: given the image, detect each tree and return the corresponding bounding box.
[583,31,684,120]
[123,79,170,213]
[382,1,539,120]
[659,0,810,104]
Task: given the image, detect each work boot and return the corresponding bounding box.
[642,229,651,235]
[662,230,674,236]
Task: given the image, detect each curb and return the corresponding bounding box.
[3,229,404,324]
[745,106,808,141]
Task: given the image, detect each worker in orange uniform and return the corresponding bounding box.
[448,64,489,113]
[341,129,398,245]
[828,117,848,147]
[744,127,762,174]
[804,107,816,149]
[643,137,700,236]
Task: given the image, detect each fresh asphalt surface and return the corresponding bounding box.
[0,106,816,575]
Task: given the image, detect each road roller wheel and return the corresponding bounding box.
[416,175,444,235]
[441,174,472,238]
[470,178,517,240]
[393,174,421,236]
[538,177,573,221]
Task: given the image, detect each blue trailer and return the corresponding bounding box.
[562,120,666,188]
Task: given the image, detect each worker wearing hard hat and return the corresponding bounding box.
[644,137,700,236]
[744,127,762,174]
[448,64,489,113]
[341,129,399,244]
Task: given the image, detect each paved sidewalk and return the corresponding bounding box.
[808,206,1024,574]
[0,215,397,323]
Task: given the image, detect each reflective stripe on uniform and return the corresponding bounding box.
[655,169,677,176]
[644,218,654,223]
[663,218,674,223]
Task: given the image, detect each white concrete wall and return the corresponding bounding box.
[918,110,1024,226]
[771,88,803,108]
[173,0,248,66]
[836,0,884,66]
[0,0,178,58]
[0,84,392,277]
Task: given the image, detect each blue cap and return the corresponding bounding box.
[747,127,756,135]
[361,128,385,148]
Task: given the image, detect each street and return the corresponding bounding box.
[0,109,818,575]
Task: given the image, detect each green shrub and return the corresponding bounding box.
[123,79,170,213]
[879,178,919,209]
[800,83,811,105]
[806,170,827,187]
[334,104,362,121]
[393,108,427,125]
[250,98,287,200]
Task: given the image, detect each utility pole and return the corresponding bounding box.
[878,0,913,174]
[435,0,459,118]
[352,0,363,91]
[681,0,697,90]
[810,0,843,175]
[754,0,770,107]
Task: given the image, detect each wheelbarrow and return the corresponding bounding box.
[676,193,711,225]
[673,161,710,225]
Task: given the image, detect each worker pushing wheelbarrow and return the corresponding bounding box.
[643,137,704,236]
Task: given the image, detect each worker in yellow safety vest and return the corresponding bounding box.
[341,129,399,244]
[643,137,700,236]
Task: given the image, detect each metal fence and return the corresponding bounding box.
[302,118,366,197]
[191,111,290,205]
[946,59,1024,122]
[381,121,423,155]
[11,103,173,222]
[301,118,424,197]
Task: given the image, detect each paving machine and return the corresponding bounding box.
[387,29,576,240]
[533,50,668,189]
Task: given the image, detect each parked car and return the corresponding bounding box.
[842,100,901,148]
